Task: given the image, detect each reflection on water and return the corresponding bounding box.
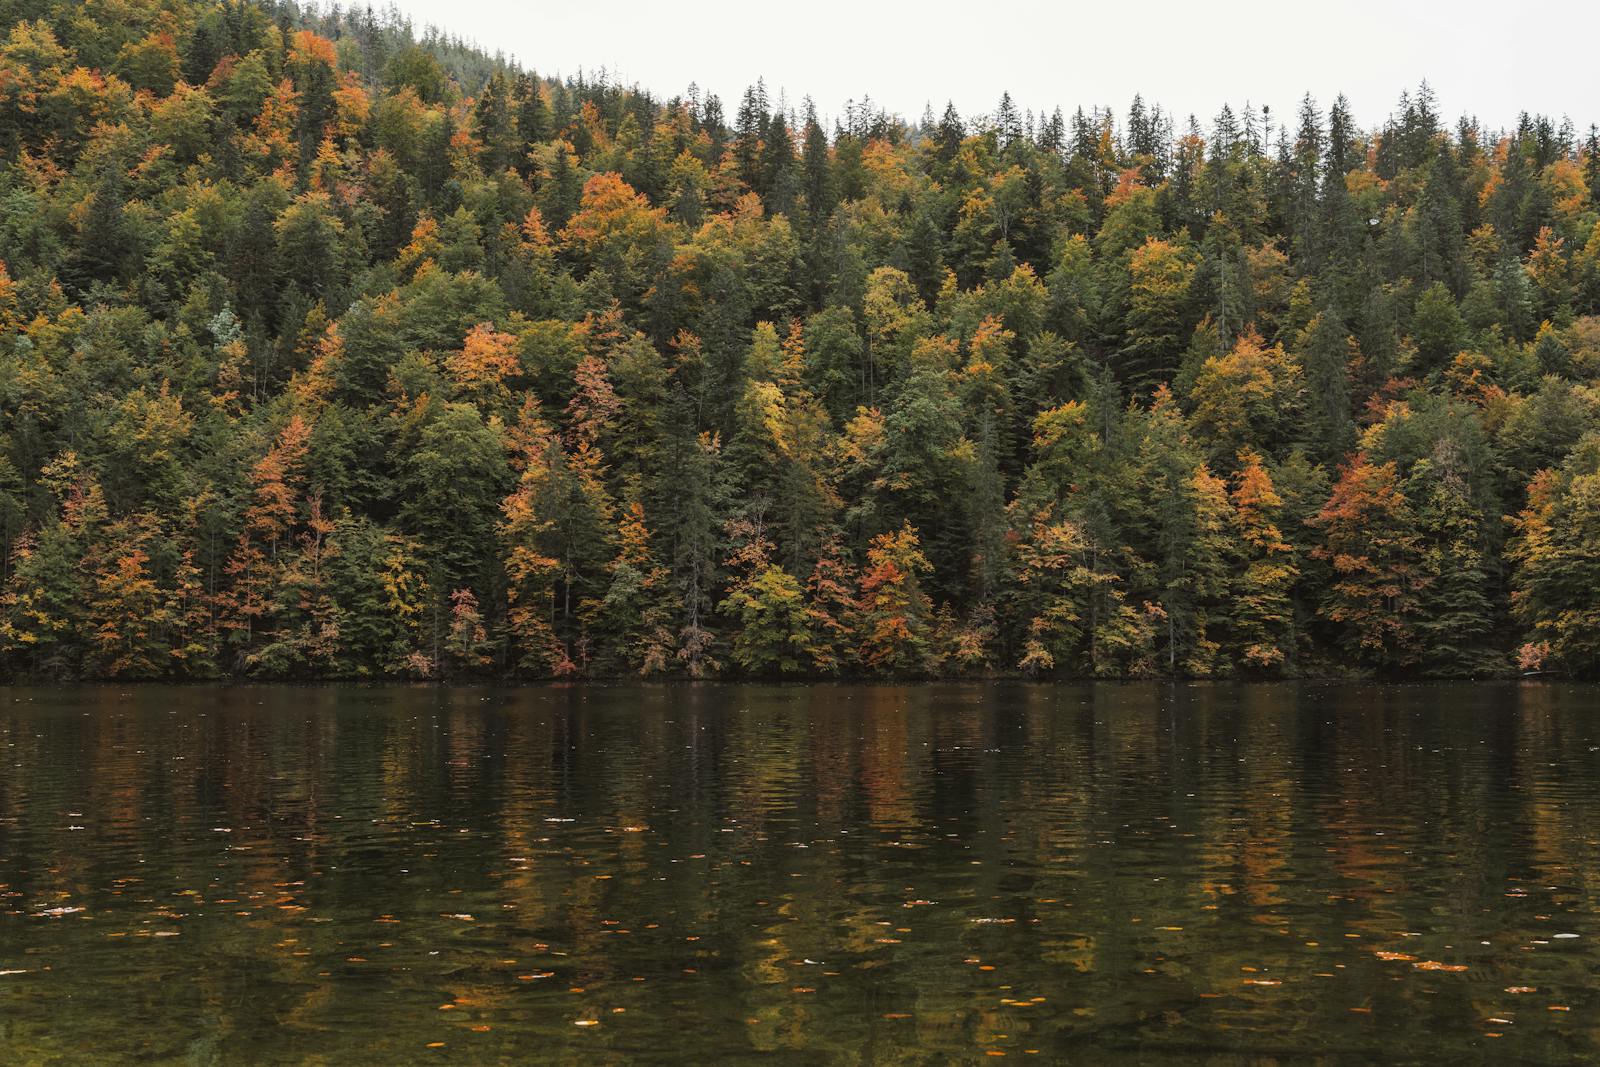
[2,682,1599,1063]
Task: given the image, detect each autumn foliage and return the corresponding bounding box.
[1,2,1599,679]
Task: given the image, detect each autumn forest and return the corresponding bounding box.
[2,0,1599,683]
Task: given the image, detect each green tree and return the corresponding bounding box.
[1411,281,1465,375]
[1508,434,1600,676]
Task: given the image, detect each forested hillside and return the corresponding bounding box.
[1,0,1598,681]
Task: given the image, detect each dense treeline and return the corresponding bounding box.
[1,0,1598,681]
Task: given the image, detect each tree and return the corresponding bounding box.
[1410,281,1465,374]
[1295,310,1357,463]
[1186,327,1303,459]
[1508,434,1600,676]
[656,395,729,677]
[86,514,171,678]
[560,172,672,304]
[1007,503,1094,674]
[0,453,107,677]
[1119,237,1196,395]
[500,408,580,676]
[1125,390,1234,675]
[1409,449,1499,676]
[584,499,675,675]
[219,417,313,663]
[1228,450,1298,672]
[725,563,814,675]
[855,523,935,673]
[803,538,858,674]
[1311,457,1428,670]
[444,588,494,673]
[327,517,429,676]
[400,403,511,598]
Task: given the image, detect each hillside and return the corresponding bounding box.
[1,0,1598,680]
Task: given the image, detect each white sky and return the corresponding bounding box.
[381,0,1600,135]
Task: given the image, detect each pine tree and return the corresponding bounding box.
[1296,310,1357,463]
[1409,450,1499,676]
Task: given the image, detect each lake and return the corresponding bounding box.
[1,682,1598,1063]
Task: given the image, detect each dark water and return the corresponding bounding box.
[2,684,1599,1064]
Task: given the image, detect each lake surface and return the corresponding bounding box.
[2,683,1599,1064]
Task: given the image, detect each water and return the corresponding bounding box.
[1,683,1598,1064]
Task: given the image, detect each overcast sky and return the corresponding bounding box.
[380,0,1599,134]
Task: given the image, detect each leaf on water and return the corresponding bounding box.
[1413,961,1468,972]
[574,1019,599,1027]
[1374,951,1417,961]
[1505,986,1537,994]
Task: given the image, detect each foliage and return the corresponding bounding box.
[1,2,1599,678]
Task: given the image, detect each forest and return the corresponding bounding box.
[0,0,1598,681]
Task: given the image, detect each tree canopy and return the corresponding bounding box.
[3,1,1600,679]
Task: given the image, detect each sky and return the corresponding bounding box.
[379,0,1600,135]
